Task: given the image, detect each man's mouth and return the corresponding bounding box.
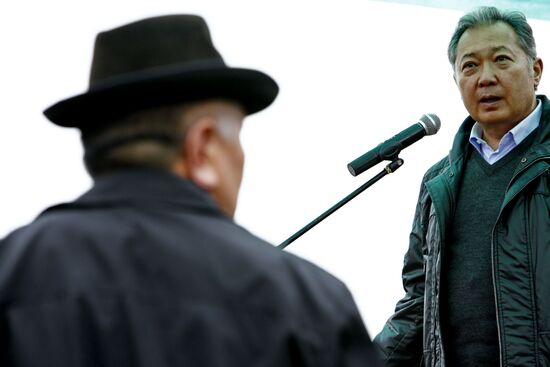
[479,96,502,104]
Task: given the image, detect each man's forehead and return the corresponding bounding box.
[456,23,521,57]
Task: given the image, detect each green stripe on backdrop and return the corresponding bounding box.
[373,0,550,21]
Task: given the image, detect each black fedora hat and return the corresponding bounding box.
[44,14,279,129]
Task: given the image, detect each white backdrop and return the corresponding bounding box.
[1,0,549,336]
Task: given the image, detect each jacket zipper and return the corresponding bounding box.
[490,228,503,367]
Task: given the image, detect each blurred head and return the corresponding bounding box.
[44,15,279,218]
[448,7,543,131]
[82,99,246,217]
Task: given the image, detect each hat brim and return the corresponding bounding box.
[43,65,279,129]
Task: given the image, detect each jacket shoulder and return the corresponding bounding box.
[422,155,450,184]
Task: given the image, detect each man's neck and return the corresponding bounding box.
[481,125,514,150]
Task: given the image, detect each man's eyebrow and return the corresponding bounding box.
[459,52,476,63]
[491,45,513,54]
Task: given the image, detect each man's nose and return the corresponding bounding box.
[478,63,497,87]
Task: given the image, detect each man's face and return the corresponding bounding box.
[453,22,542,130]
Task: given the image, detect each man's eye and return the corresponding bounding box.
[462,62,476,70]
[496,55,510,62]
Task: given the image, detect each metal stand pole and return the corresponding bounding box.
[278,158,404,250]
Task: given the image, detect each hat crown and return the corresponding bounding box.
[90,15,224,85]
[43,14,278,128]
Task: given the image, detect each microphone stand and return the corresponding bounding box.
[278,158,404,250]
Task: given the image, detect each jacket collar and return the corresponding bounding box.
[43,168,225,218]
[530,95,550,156]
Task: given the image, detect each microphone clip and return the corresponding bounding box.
[379,142,404,162]
[384,158,404,174]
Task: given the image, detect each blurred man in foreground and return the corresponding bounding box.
[0,14,381,367]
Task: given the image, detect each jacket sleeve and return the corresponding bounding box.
[373,181,430,366]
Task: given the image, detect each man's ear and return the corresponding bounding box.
[533,57,543,90]
[182,117,220,192]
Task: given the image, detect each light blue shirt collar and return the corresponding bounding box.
[469,99,542,164]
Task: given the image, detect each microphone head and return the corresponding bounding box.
[419,113,441,135]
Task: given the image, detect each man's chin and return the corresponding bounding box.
[472,110,508,126]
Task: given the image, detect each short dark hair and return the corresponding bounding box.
[81,104,189,178]
[448,6,537,66]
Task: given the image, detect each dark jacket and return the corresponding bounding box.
[374,95,550,366]
[0,169,381,367]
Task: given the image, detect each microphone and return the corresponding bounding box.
[347,113,441,176]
